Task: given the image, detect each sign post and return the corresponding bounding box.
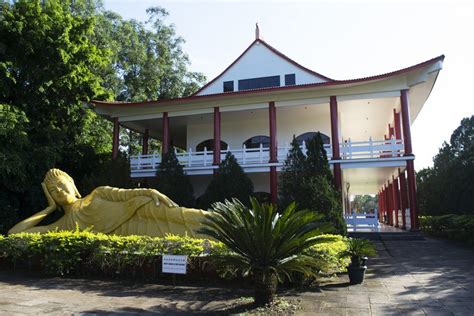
[162,255,187,287]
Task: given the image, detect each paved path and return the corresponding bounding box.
[0,237,473,315]
[298,237,474,315]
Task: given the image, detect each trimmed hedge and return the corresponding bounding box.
[0,230,227,278]
[420,214,474,245]
[0,230,348,280]
[304,234,349,274]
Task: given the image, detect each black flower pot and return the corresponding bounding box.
[347,265,367,284]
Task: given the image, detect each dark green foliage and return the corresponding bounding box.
[0,230,347,282]
[417,116,474,215]
[198,152,254,209]
[352,195,379,213]
[198,198,331,305]
[79,153,133,195]
[0,1,205,229]
[0,0,109,223]
[155,150,195,207]
[279,134,346,235]
[0,231,226,277]
[279,137,307,207]
[340,238,376,267]
[420,215,474,245]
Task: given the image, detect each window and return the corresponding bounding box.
[196,139,229,152]
[238,76,280,91]
[243,135,270,149]
[223,81,234,92]
[285,74,296,86]
[295,132,330,145]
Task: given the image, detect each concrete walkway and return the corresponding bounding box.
[0,237,473,315]
[299,237,474,315]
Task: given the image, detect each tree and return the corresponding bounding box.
[155,149,195,207]
[79,152,133,195]
[0,104,28,233]
[279,133,346,235]
[352,195,378,213]
[279,136,307,208]
[198,152,254,209]
[0,0,206,229]
[90,5,206,158]
[0,0,110,222]
[417,116,474,215]
[198,198,329,306]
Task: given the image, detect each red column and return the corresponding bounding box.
[388,182,394,226]
[377,191,381,222]
[393,176,400,228]
[388,124,394,138]
[406,160,418,230]
[269,102,277,163]
[213,107,221,166]
[379,189,383,222]
[400,89,418,230]
[142,128,149,155]
[394,110,402,139]
[268,101,278,204]
[112,117,119,159]
[330,96,342,191]
[384,186,390,224]
[400,90,413,155]
[270,166,277,205]
[399,169,408,230]
[162,112,169,157]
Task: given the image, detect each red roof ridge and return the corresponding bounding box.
[192,38,334,96]
[91,54,444,107]
[257,38,335,82]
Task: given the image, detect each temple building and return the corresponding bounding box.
[91,29,444,231]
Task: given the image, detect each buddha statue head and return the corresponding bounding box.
[43,169,81,206]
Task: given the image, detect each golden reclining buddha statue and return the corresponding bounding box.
[8,169,209,238]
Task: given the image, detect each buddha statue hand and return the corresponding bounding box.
[149,189,178,208]
[42,182,57,209]
[8,183,58,234]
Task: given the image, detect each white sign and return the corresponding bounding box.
[162,255,187,274]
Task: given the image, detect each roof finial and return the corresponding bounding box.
[255,23,260,40]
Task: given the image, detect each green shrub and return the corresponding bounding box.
[198,152,254,209]
[304,234,349,274]
[420,214,474,245]
[155,150,195,207]
[0,230,226,277]
[279,135,346,235]
[0,229,347,281]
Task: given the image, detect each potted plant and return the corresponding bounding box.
[342,238,376,284]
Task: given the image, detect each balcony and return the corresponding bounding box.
[130,138,405,177]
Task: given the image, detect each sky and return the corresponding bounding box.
[104,0,473,170]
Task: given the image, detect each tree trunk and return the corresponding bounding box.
[254,270,277,306]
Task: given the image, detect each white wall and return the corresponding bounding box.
[197,41,327,96]
[185,104,333,152]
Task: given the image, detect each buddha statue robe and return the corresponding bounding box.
[8,169,210,238]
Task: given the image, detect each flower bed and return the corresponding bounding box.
[0,230,348,280]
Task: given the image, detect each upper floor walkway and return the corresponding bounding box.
[130,137,407,177]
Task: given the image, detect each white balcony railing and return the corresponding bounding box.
[130,137,404,175]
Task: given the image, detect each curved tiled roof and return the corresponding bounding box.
[91,54,444,107]
[192,38,335,96]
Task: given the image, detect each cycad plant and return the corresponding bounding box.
[198,197,330,306]
[342,238,377,267]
